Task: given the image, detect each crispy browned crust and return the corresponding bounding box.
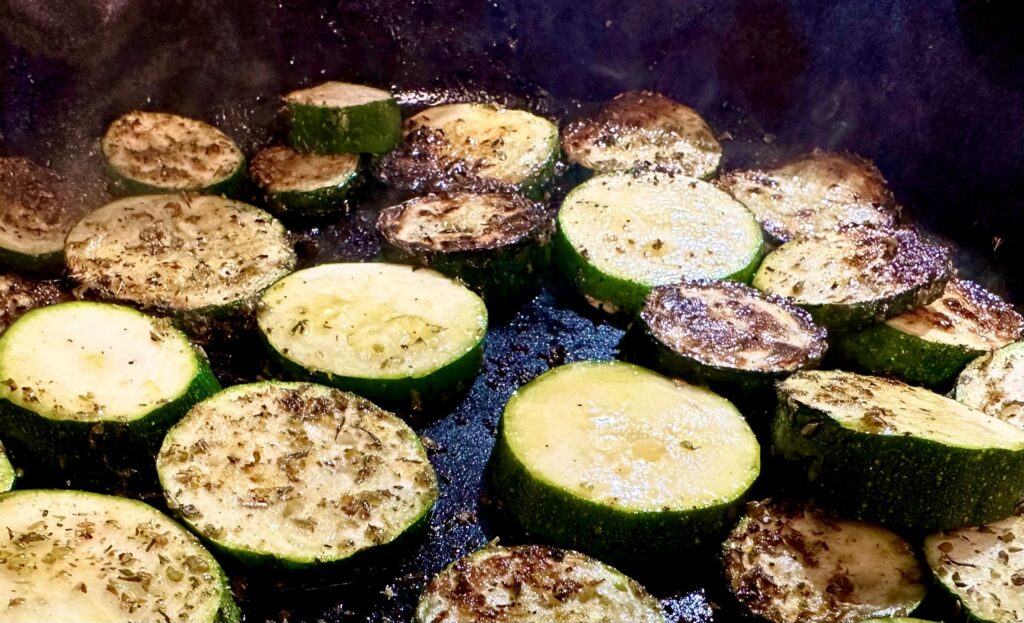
[0,273,70,333]
[901,278,1023,345]
[0,157,84,237]
[250,146,358,190]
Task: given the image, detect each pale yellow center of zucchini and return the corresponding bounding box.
[956,344,1024,430]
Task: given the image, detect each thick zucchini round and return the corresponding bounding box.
[415,544,666,623]
[374,102,559,198]
[556,171,763,315]
[257,263,487,412]
[955,341,1024,430]
[0,273,69,334]
[773,370,1024,530]
[722,501,927,623]
[0,489,239,623]
[284,81,402,154]
[101,111,245,196]
[719,151,897,244]
[64,194,296,339]
[250,146,360,219]
[837,279,1023,387]
[0,440,13,491]
[924,513,1024,623]
[158,382,438,570]
[377,192,555,303]
[561,91,722,178]
[0,301,220,485]
[491,361,760,562]
[752,226,953,331]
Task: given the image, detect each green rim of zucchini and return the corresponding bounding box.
[284,81,402,155]
[250,146,361,218]
[0,441,13,492]
[955,341,1024,431]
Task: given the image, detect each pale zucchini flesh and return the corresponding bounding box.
[250,146,359,193]
[0,441,13,491]
[283,81,393,108]
[0,158,85,270]
[956,341,1024,430]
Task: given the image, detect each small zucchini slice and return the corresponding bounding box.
[0,489,239,623]
[925,513,1024,623]
[257,263,487,412]
[158,382,438,570]
[284,81,402,154]
[415,544,666,623]
[556,171,763,315]
[491,361,760,562]
[860,620,939,623]
[562,91,721,178]
[837,279,1023,387]
[250,145,360,219]
[719,151,897,244]
[0,157,86,273]
[955,341,1024,430]
[0,301,220,485]
[0,440,13,491]
[0,273,69,334]
[101,111,245,196]
[374,102,559,198]
[377,192,555,303]
[64,194,296,339]
[723,501,927,623]
[752,226,953,331]
[773,370,1024,530]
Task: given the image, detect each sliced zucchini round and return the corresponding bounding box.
[773,369,1024,530]
[0,157,86,273]
[64,194,296,338]
[284,81,402,155]
[722,501,926,623]
[752,226,953,331]
[415,544,666,623]
[860,620,938,623]
[955,341,1024,430]
[0,301,220,485]
[374,102,559,198]
[0,440,13,491]
[257,263,487,412]
[838,279,1023,387]
[158,382,438,569]
[556,171,763,315]
[377,192,555,303]
[0,273,69,334]
[101,111,245,196]
[491,361,760,562]
[924,513,1024,623]
[719,151,897,244]
[0,489,239,623]
[250,146,360,219]
[562,91,721,178]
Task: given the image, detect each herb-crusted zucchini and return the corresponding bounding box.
[284,81,402,154]
[257,263,487,412]
[924,513,1024,623]
[837,279,1023,387]
[250,146,360,219]
[556,171,763,315]
[491,361,760,562]
[415,544,666,623]
[561,91,722,178]
[0,489,239,623]
[773,370,1024,530]
[719,151,897,244]
[955,341,1024,430]
[158,382,438,569]
[752,227,953,331]
[723,501,927,623]
[377,192,554,303]
[374,102,559,198]
[0,273,69,334]
[0,440,13,491]
[101,111,245,196]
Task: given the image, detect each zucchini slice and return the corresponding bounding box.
[837,279,1023,387]
[250,146,360,219]
[556,171,763,315]
[491,361,760,562]
[562,91,722,178]
[955,341,1024,430]
[64,194,296,338]
[415,544,666,623]
[0,273,69,334]
[0,157,86,273]
[257,263,487,412]
[632,279,827,394]
[0,489,239,623]
[860,620,938,623]
[0,440,13,491]
[158,382,438,569]
[752,226,953,331]
[284,81,402,154]
[377,192,555,303]
[374,103,559,198]
[0,301,220,485]
[924,513,1024,623]
[101,111,245,196]
[773,370,1024,530]
[722,501,927,623]
[719,151,897,244]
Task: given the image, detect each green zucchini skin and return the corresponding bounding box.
[0,441,14,491]
[836,323,980,388]
[263,181,359,219]
[0,248,64,275]
[106,160,247,199]
[287,99,402,155]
